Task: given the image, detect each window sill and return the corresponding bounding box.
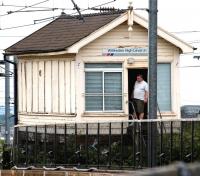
[82,112,127,117]
[157,112,177,118]
[19,112,77,117]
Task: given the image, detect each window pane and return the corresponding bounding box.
[104,72,122,94]
[157,64,171,111]
[85,96,103,111]
[105,96,122,110]
[85,63,122,68]
[85,72,102,93]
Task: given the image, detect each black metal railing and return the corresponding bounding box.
[13,119,200,169]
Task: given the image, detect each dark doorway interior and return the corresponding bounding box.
[128,68,148,119]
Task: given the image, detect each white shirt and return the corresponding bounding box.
[133,80,148,101]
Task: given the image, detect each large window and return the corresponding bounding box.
[157,63,171,111]
[85,63,123,112]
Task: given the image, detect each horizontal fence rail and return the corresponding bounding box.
[13,119,200,169]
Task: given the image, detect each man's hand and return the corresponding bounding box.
[144,97,148,103]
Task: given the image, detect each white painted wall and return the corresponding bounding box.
[17,23,181,125]
[18,56,76,124]
[76,22,180,121]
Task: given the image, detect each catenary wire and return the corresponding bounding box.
[0,0,50,17]
[0,0,117,30]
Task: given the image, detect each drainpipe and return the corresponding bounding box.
[4,54,18,144]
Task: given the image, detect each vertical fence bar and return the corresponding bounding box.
[54,124,57,166]
[133,122,136,169]
[86,123,88,167]
[180,121,183,160]
[97,123,100,169]
[64,124,67,165]
[15,127,19,166]
[139,121,143,167]
[160,121,163,166]
[148,121,153,167]
[44,125,47,165]
[25,126,28,166]
[170,121,173,162]
[120,122,123,168]
[75,123,77,165]
[34,126,37,166]
[108,122,111,168]
[191,120,194,162]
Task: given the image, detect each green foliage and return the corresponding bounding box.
[14,122,200,169]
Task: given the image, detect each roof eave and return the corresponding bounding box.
[67,12,194,54]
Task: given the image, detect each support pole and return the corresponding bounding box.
[4,55,10,144]
[148,0,157,167]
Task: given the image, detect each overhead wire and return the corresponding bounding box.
[0,65,14,75]
[0,4,73,11]
[171,31,200,34]
[34,0,117,23]
[0,36,25,37]
[0,19,51,30]
[0,0,117,30]
[0,0,50,17]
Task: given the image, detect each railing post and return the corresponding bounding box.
[14,127,19,166]
[75,123,78,166]
[133,122,136,169]
[54,124,57,166]
[120,122,123,168]
[34,126,37,166]
[139,121,143,167]
[44,125,47,165]
[170,121,173,162]
[25,126,28,167]
[108,122,111,168]
[86,123,88,167]
[64,124,67,165]
[191,120,194,162]
[180,121,183,160]
[97,123,100,169]
[160,121,163,166]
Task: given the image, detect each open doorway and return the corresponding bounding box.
[128,68,148,119]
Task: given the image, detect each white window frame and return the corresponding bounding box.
[85,66,123,112]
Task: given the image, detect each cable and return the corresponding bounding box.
[0,0,117,30]
[0,4,73,11]
[0,0,50,17]
[0,19,51,30]
[187,40,200,44]
[34,0,117,22]
[0,65,14,74]
[179,65,200,68]
[7,8,60,13]
[171,31,200,34]
[0,36,25,37]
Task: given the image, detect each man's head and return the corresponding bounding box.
[136,74,143,82]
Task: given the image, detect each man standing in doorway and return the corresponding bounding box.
[132,74,148,119]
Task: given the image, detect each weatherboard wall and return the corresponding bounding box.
[17,22,181,125]
[76,22,181,121]
[17,56,76,124]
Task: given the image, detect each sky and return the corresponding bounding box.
[0,0,200,106]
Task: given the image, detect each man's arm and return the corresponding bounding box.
[144,90,148,103]
[144,82,149,103]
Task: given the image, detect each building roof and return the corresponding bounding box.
[5,11,124,55]
[5,10,194,55]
